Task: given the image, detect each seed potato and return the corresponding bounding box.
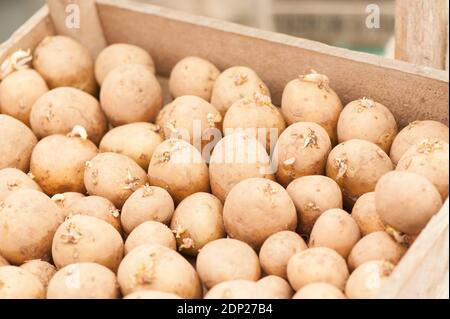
[292,282,346,299]
[257,275,294,299]
[125,221,176,254]
[20,260,56,289]
[351,192,386,236]
[51,192,85,218]
[0,168,41,201]
[204,280,273,299]
[0,266,45,299]
[124,290,181,299]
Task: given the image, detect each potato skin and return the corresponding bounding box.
[117,244,202,299]
[273,122,332,187]
[309,208,361,258]
[100,64,162,126]
[287,247,349,291]
[0,114,37,172]
[0,255,9,266]
[30,87,107,144]
[0,69,49,126]
[223,178,297,250]
[351,192,386,236]
[0,189,63,265]
[169,56,220,101]
[124,290,181,299]
[0,266,45,299]
[121,185,174,234]
[125,221,176,254]
[293,282,346,299]
[51,192,85,218]
[30,135,98,196]
[204,280,274,299]
[84,152,148,208]
[20,260,56,289]
[259,231,307,279]
[196,238,261,289]
[390,120,449,165]
[170,192,225,256]
[281,74,343,144]
[375,171,442,235]
[257,276,294,299]
[286,175,342,236]
[209,133,275,202]
[47,263,119,299]
[33,36,97,95]
[99,122,163,170]
[52,215,124,272]
[0,168,41,201]
[95,43,155,85]
[337,98,397,153]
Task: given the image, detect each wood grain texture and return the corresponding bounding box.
[395,0,449,70]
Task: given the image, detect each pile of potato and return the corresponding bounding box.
[0,35,448,299]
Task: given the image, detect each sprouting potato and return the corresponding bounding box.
[351,192,386,236]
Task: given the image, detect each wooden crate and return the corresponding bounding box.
[0,0,448,298]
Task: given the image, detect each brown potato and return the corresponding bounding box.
[273,122,332,187]
[100,64,162,126]
[52,215,124,272]
[375,171,442,235]
[0,189,63,264]
[0,168,41,201]
[169,56,220,101]
[281,72,343,144]
[196,238,261,289]
[0,69,49,126]
[51,192,85,218]
[170,192,225,256]
[20,260,56,289]
[223,178,297,250]
[33,36,97,95]
[117,244,202,298]
[0,114,37,172]
[124,290,181,299]
[204,280,273,299]
[337,98,397,153]
[84,152,148,208]
[125,221,176,254]
[257,275,294,299]
[292,282,346,299]
[259,231,307,279]
[351,192,386,236]
[390,120,449,165]
[30,87,108,144]
[0,266,45,298]
[286,175,343,236]
[309,208,361,258]
[47,263,119,299]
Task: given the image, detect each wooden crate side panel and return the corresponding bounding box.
[96,0,448,128]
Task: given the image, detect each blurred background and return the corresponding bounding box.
[0,0,395,56]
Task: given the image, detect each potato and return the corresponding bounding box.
[117,244,202,298]
[348,231,406,271]
[211,66,270,115]
[375,171,442,235]
[99,122,163,170]
[326,139,393,207]
[124,290,181,299]
[30,87,108,144]
[259,231,307,279]
[47,263,119,299]
[0,69,49,126]
[257,275,294,299]
[273,122,332,187]
[0,168,41,201]
[204,280,273,299]
[396,138,449,200]
[52,215,124,271]
[30,134,98,196]
[170,192,225,256]
[95,43,155,85]
[337,98,398,153]
[292,282,346,299]
[0,255,9,267]
[209,133,275,202]
[67,195,122,234]
[0,266,45,298]
[286,175,342,236]
[51,192,85,218]
[223,96,286,151]
[287,247,349,291]
[157,95,222,150]
[281,71,343,144]
[147,139,209,204]
[100,64,162,126]
[309,208,361,258]
[169,56,220,101]
[345,260,394,299]
[125,221,176,254]
[0,114,37,172]
[33,36,97,95]
[351,192,386,236]
[0,189,63,264]
[390,120,449,165]
[84,152,148,208]
[20,260,56,289]
[196,238,261,289]
[223,178,297,250]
